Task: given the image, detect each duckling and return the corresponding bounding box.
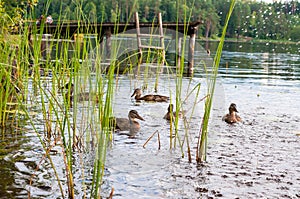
[111,110,145,135]
[62,83,99,103]
[222,103,242,124]
[163,104,184,120]
[131,88,169,102]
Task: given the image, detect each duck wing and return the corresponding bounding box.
[139,94,169,102]
[153,95,169,102]
[115,118,130,131]
[222,114,238,124]
[140,94,156,101]
[236,114,242,122]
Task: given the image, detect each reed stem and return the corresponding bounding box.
[197,0,236,163]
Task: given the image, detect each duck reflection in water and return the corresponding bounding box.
[131,88,169,102]
[222,103,242,124]
[111,110,145,137]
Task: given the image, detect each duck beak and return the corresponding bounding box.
[232,106,238,112]
[131,90,136,97]
[229,103,239,112]
[168,104,174,112]
[136,113,145,121]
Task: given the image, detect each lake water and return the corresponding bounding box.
[0,40,300,198]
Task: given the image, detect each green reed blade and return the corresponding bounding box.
[197,0,236,163]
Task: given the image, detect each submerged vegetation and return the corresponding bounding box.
[0,0,235,197]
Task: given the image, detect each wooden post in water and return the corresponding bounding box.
[177,37,182,69]
[135,12,143,65]
[135,12,165,67]
[105,28,112,61]
[41,34,52,59]
[188,33,196,76]
[158,13,165,66]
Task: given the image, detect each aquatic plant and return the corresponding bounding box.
[0,3,115,198]
[0,0,235,197]
[196,0,236,163]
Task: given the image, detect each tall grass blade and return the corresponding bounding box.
[196,0,236,163]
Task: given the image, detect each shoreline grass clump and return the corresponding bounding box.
[0,5,116,198]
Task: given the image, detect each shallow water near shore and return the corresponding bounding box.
[100,76,300,198]
[1,41,300,198]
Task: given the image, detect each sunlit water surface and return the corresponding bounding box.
[1,41,300,198]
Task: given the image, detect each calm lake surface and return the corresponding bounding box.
[1,40,300,198]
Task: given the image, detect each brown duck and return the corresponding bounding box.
[222,103,242,124]
[163,104,184,120]
[111,110,145,135]
[131,88,169,102]
[63,83,99,104]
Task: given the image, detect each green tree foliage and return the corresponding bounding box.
[160,0,177,22]
[83,2,97,22]
[0,0,10,36]
[198,2,220,39]
[0,0,26,38]
[228,2,251,38]
[289,25,300,41]
[2,0,300,41]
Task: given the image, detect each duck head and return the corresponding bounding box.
[62,82,74,89]
[131,88,142,98]
[61,82,74,94]
[167,104,174,113]
[228,103,238,113]
[128,110,145,121]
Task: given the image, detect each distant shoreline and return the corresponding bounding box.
[199,37,299,45]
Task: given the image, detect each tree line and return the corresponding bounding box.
[3,0,300,41]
